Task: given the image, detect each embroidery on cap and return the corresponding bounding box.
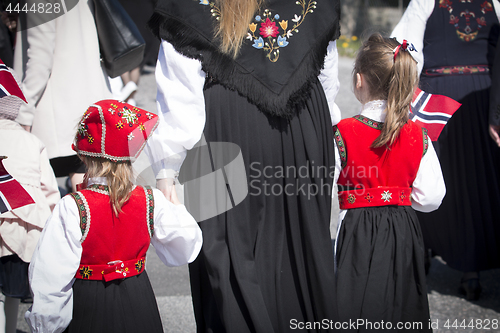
[197,0,317,63]
[77,109,92,138]
[121,106,138,124]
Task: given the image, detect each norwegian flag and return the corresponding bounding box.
[0,157,35,214]
[0,60,26,102]
[410,87,461,141]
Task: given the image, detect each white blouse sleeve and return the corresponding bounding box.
[25,196,83,333]
[319,40,341,125]
[390,0,435,75]
[145,40,207,179]
[411,140,446,212]
[150,189,202,266]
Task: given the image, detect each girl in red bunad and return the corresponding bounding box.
[25,100,203,333]
[333,34,445,332]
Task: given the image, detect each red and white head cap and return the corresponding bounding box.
[72,100,159,162]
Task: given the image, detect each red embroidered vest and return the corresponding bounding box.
[69,185,154,281]
[334,115,428,209]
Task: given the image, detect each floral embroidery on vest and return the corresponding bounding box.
[198,0,317,62]
[333,125,347,169]
[79,266,93,279]
[87,184,110,195]
[422,128,429,157]
[69,192,91,242]
[135,258,145,273]
[144,186,155,237]
[440,0,493,42]
[354,115,383,130]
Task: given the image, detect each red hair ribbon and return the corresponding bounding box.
[393,40,408,61]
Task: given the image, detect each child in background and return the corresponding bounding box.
[0,65,60,333]
[333,34,445,331]
[26,100,203,333]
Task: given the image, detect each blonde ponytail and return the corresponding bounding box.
[353,33,419,148]
[215,0,263,58]
[81,156,134,216]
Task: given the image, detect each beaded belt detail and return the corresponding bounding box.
[423,65,489,76]
[338,186,412,210]
[76,257,146,282]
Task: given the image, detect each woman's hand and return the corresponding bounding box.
[156,178,181,205]
[489,124,500,147]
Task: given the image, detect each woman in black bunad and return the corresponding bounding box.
[392,0,500,300]
[146,0,341,331]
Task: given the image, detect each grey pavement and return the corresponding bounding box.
[15,57,500,332]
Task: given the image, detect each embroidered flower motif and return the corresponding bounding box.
[87,135,94,144]
[441,0,491,42]
[108,108,115,114]
[252,37,265,49]
[116,121,124,130]
[381,191,392,202]
[481,1,493,14]
[138,124,146,131]
[277,36,289,47]
[121,107,138,124]
[249,23,257,33]
[128,133,134,141]
[279,20,288,31]
[79,266,93,279]
[347,194,356,204]
[135,258,145,273]
[365,193,374,203]
[260,18,279,38]
[146,112,154,120]
[400,191,407,202]
[198,0,315,63]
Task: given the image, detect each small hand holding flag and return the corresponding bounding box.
[410,87,461,141]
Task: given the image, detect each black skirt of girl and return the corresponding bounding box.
[335,206,432,333]
[63,271,163,333]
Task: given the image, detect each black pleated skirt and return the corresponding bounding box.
[335,206,431,333]
[0,254,30,298]
[417,73,500,272]
[63,271,163,333]
[185,79,337,332]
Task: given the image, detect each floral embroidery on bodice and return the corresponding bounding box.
[439,0,494,42]
[197,0,317,62]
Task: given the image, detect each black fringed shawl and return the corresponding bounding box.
[149,0,341,118]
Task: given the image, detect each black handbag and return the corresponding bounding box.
[93,0,145,78]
